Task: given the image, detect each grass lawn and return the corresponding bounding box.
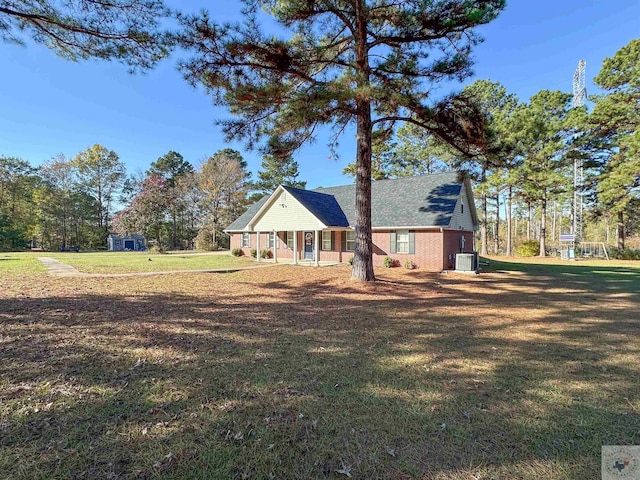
[0,251,254,275]
[0,256,638,479]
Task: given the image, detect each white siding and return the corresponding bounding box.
[252,191,325,231]
[448,187,475,231]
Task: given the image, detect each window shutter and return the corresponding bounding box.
[409,231,415,254]
[247,233,251,248]
[341,231,346,252]
[390,231,397,254]
[331,232,335,251]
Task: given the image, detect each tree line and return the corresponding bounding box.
[340,38,640,256]
[1,1,638,278]
[0,147,304,251]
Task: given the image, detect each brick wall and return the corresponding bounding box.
[230,229,474,270]
[372,230,444,271]
[442,230,474,270]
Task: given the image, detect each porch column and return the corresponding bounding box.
[314,230,320,266]
[256,231,260,262]
[293,230,298,265]
[273,230,278,263]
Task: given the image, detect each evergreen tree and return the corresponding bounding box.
[513,90,573,256]
[148,151,195,248]
[179,0,505,281]
[254,149,306,195]
[0,0,173,70]
[590,39,640,249]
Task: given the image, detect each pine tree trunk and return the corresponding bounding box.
[351,0,375,282]
[551,200,557,250]
[493,193,500,255]
[172,210,177,249]
[506,187,512,257]
[539,190,547,256]
[527,202,532,241]
[617,211,625,250]
[480,168,488,256]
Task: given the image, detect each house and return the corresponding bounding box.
[225,171,478,271]
[107,233,147,252]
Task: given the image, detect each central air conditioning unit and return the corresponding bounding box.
[455,253,478,272]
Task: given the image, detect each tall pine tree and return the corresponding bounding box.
[179,0,504,281]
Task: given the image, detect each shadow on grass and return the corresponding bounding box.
[0,262,638,479]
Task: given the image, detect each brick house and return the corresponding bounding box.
[225,171,478,271]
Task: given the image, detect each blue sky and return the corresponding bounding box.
[0,1,638,189]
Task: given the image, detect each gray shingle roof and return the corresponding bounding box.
[315,171,465,227]
[225,171,470,231]
[282,186,349,227]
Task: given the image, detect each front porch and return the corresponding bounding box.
[254,257,342,267]
[249,229,351,267]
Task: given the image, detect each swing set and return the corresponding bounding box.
[558,234,609,260]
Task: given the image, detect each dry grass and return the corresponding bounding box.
[0,257,639,479]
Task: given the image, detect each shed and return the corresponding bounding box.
[108,234,147,251]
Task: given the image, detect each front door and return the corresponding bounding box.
[304,232,314,260]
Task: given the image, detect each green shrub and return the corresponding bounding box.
[231,248,244,257]
[260,249,273,259]
[609,247,640,260]
[517,240,540,257]
[347,255,354,265]
[404,259,417,270]
[250,248,257,258]
[383,256,399,268]
[194,228,217,251]
[149,244,166,254]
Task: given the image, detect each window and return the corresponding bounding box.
[269,232,275,248]
[322,231,332,250]
[390,230,415,254]
[396,230,409,253]
[461,202,464,214]
[286,231,294,249]
[242,233,250,248]
[346,231,355,251]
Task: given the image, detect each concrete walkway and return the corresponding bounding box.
[37,257,277,278]
[38,257,89,277]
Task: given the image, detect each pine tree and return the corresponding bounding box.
[148,151,195,248]
[254,154,306,194]
[178,0,505,281]
[0,1,173,70]
[590,39,640,249]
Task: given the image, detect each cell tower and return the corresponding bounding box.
[572,60,587,242]
[572,60,587,108]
